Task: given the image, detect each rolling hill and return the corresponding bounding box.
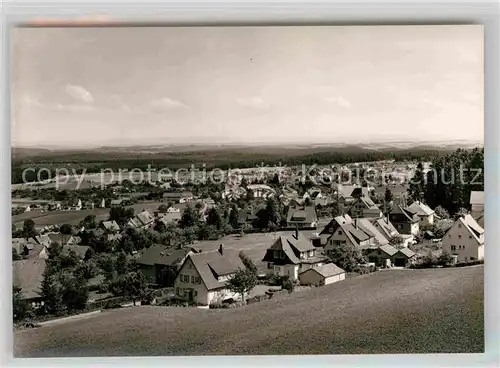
[14,266,484,357]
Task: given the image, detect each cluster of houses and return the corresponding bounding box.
[12,171,485,309]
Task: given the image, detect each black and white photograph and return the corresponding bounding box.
[11,24,484,356]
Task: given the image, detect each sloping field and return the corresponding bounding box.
[14,266,484,357]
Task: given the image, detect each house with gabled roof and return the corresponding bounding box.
[406,201,435,225]
[323,216,374,257]
[262,229,329,280]
[348,196,382,219]
[101,220,121,233]
[173,245,245,305]
[286,206,318,229]
[442,214,484,263]
[388,204,420,236]
[127,210,154,230]
[365,244,398,267]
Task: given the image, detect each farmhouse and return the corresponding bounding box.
[12,243,47,307]
[158,212,182,225]
[348,196,382,219]
[286,206,318,229]
[298,263,346,286]
[469,191,484,219]
[442,214,484,263]
[47,233,79,247]
[127,210,154,230]
[391,247,416,267]
[365,245,398,267]
[137,245,192,286]
[222,185,247,201]
[406,201,435,225]
[174,245,245,305]
[101,220,121,233]
[388,204,420,236]
[323,217,373,254]
[262,229,328,281]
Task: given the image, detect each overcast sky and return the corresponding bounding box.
[12,25,483,147]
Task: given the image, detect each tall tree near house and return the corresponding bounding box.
[454,207,469,219]
[13,285,32,322]
[109,207,135,226]
[226,268,257,304]
[384,188,393,203]
[79,215,97,230]
[388,235,404,249]
[206,207,224,230]
[239,251,258,276]
[265,197,282,229]
[180,204,200,228]
[22,219,37,238]
[327,242,366,273]
[434,205,450,219]
[228,204,240,229]
[59,223,73,235]
[408,162,425,203]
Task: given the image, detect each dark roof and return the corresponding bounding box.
[155,248,191,266]
[300,263,345,278]
[287,206,317,224]
[188,248,245,290]
[263,233,316,264]
[137,244,170,266]
[63,244,89,258]
[390,205,419,223]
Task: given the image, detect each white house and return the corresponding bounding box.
[442,214,484,263]
[262,229,329,281]
[298,263,346,286]
[406,201,435,225]
[173,245,245,306]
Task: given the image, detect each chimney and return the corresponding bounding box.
[218,244,223,256]
[295,225,299,240]
[354,218,357,229]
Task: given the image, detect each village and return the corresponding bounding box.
[11,153,485,321]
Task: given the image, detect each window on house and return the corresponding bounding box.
[309,250,314,257]
[191,276,195,283]
[470,257,475,261]
[458,224,461,228]
[184,275,190,283]
[267,262,272,269]
[193,290,198,297]
[279,251,285,259]
[451,245,456,251]
[196,277,202,284]
[458,235,462,239]
[176,287,180,295]
[469,235,473,239]
[338,230,342,235]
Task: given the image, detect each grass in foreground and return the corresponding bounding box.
[14,266,484,356]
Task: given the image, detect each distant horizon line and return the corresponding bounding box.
[12,137,484,150]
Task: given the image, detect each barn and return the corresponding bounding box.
[299,263,346,286]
